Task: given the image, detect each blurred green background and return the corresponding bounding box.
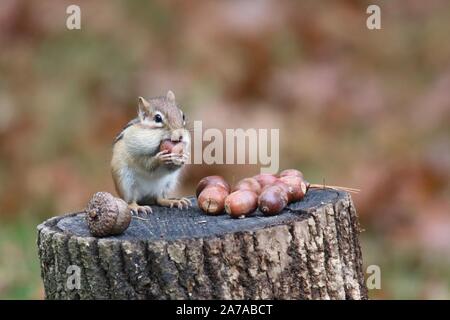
[0,0,449,299]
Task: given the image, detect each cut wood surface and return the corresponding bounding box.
[37,189,368,299]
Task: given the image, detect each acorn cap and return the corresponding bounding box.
[85,192,130,237]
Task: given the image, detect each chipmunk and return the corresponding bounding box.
[111,91,191,215]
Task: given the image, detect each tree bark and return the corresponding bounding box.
[37,189,368,300]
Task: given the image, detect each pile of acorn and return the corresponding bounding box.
[196,169,309,218]
[83,168,358,237]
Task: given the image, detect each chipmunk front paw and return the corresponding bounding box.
[128,202,153,215]
[156,150,189,167]
[156,197,191,209]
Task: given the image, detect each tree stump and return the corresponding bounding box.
[37,189,368,300]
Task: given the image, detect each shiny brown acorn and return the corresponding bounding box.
[268,180,294,203]
[279,175,308,202]
[258,185,289,216]
[279,169,304,179]
[196,175,230,198]
[225,190,258,218]
[198,185,229,215]
[232,177,262,194]
[160,139,184,154]
[253,173,278,188]
[85,192,131,237]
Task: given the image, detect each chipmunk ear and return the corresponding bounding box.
[138,96,151,120]
[166,90,176,103]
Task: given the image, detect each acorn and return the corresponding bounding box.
[279,176,307,202]
[85,192,131,237]
[160,139,184,154]
[268,180,294,203]
[232,177,262,194]
[279,169,304,179]
[225,190,258,219]
[253,173,278,188]
[196,175,230,198]
[258,185,289,216]
[198,185,229,215]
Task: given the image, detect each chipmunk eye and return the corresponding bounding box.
[154,114,163,123]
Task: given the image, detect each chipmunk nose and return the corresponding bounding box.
[171,134,182,142]
[171,129,188,143]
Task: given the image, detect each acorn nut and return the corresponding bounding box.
[232,177,262,194]
[279,176,307,202]
[253,173,278,188]
[196,175,230,198]
[198,185,229,215]
[160,139,184,154]
[268,180,294,202]
[85,192,131,237]
[258,185,289,216]
[279,169,304,179]
[225,190,258,219]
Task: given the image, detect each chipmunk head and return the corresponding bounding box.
[125,91,190,156]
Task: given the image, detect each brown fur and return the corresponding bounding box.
[110,92,190,207]
[146,95,184,130]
